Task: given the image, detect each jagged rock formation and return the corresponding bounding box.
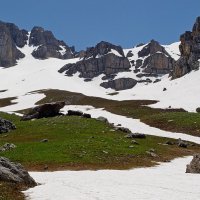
[59,41,131,79]
[130,40,175,75]
[186,154,200,173]
[0,157,36,186]
[0,21,27,67]
[0,117,16,133]
[29,26,74,59]
[100,78,137,90]
[21,101,65,120]
[172,17,200,78]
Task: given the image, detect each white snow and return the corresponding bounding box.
[24,156,200,200]
[61,105,200,144]
[0,42,199,112]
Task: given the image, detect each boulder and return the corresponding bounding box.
[125,133,146,139]
[67,110,83,116]
[0,143,16,152]
[186,154,200,173]
[0,118,16,134]
[96,116,108,123]
[0,157,36,186]
[21,101,65,120]
[196,107,200,112]
[82,113,91,118]
[29,26,74,59]
[100,78,137,91]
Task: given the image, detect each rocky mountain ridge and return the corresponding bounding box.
[0,17,200,91]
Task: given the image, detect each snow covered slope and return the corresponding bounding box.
[0,41,199,112]
[24,156,200,200]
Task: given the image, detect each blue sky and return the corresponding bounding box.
[1,0,200,50]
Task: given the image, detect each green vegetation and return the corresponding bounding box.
[141,112,200,137]
[0,112,199,171]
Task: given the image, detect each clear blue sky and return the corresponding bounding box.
[1,0,200,50]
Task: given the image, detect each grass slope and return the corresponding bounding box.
[0,112,199,171]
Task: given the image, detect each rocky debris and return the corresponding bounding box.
[153,79,161,83]
[96,116,108,123]
[29,26,74,59]
[40,139,49,143]
[21,101,65,120]
[67,110,91,118]
[165,140,175,145]
[136,73,158,78]
[172,17,200,79]
[146,148,158,157]
[0,157,36,186]
[125,133,146,139]
[0,21,26,67]
[131,140,139,145]
[177,139,188,148]
[59,41,131,79]
[0,143,16,152]
[0,118,16,134]
[115,127,131,133]
[67,110,83,116]
[137,40,175,74]
[100,78,137,91]
[82,113,91,118]
[163,87,167,91]
[186,154,200,173]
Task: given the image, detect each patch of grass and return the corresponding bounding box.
[0,97,17,108]
[0,112,199,170]
[141,112,200,137]
[0,182,25,200]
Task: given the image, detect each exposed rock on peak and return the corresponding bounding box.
[29,26,74,59]
[59,41,131,79]
[138,40,169,58]
[0,21,26,67]
[128,40,175,75]
[172,17,200,79]
[83,41,125,58]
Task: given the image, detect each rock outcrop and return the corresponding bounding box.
[100,78,137,90]
[0,117,16,133]
[186,154,200,173]
[29,26,74,59]
[0,21,27,67]
[137,40,175,74]
[0,157,36,186]
[21,101,65,120]
[172,17,200,78]
[59,41,131,79]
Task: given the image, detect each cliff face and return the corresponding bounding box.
[0,21,27,67]
[172,17,200,79]
[59,41,131,79]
